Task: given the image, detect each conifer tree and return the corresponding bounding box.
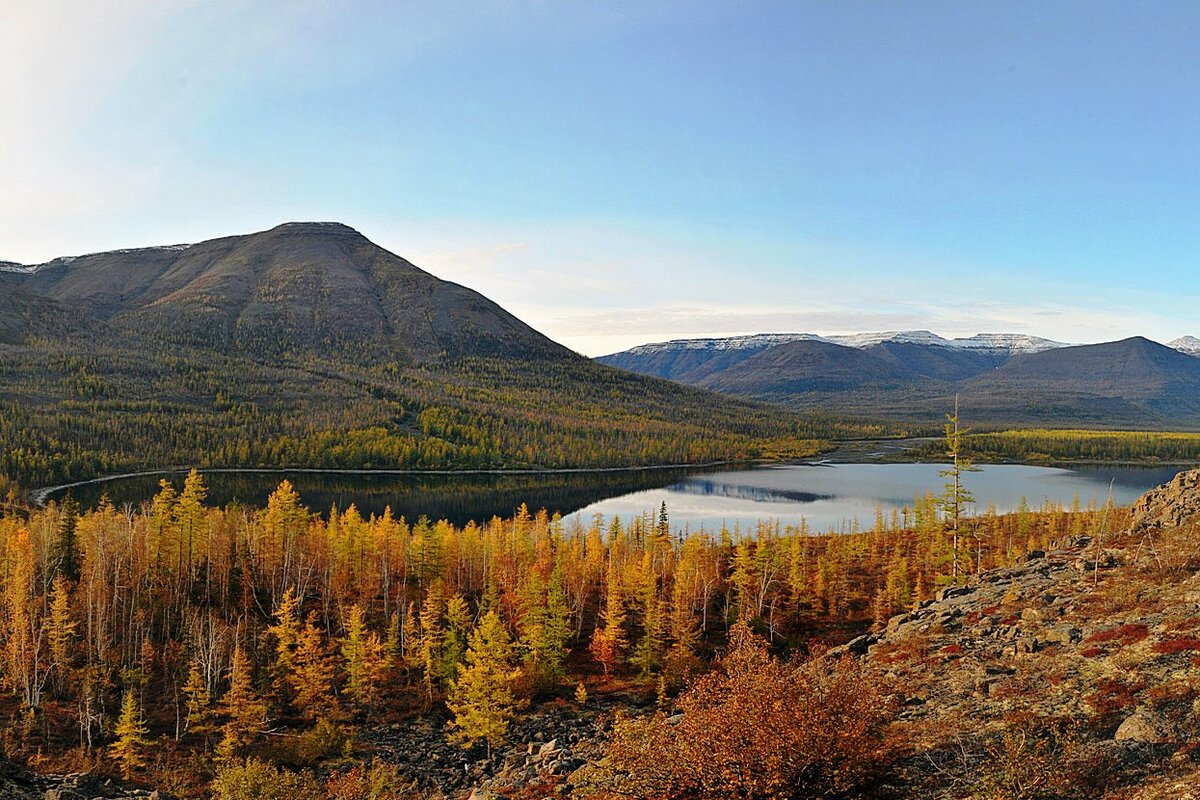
[51,496,81,583]
[417,581,447,706]
[442,594,472,682]
[292,613,337,721]
[112,691,149,780]
[46,574,75,695]
[446,611,520,756]
[218,646,265,759]
[631,553,665,675]
[150,479,178,574]
[938,397,978,583]
[341,604,388,716]
[589,558,627,675]
[176,469,208,577]
[267,587,302,696]
[183,658,213,738]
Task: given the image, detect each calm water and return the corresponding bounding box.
[45,463,1187,532]
[573,463,1187,533]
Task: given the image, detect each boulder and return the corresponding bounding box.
[1115,708,1179,744]
[1043,625,1083,646]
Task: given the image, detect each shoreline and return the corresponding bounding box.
[30,439,1200,507]
[29,459,762,507]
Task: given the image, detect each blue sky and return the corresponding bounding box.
[3,1,1197,354]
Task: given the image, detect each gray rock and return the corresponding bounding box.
[1043,624,1082,646]
[1115,708,1179,744]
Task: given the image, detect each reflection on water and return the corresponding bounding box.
[47,462,1190,533]
[47,467,716,527]
[668,479,835,505]
[573,463,1190,533]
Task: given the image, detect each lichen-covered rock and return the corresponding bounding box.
[1115,708,1181,744]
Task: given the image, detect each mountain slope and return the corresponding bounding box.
[956,337,1200,423]
[698,340,916,396]
[0,281,96,344]
[15,222,569,364]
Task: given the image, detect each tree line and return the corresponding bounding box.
[0,336,901,490]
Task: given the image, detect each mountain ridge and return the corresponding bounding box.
[600,333,1200,427]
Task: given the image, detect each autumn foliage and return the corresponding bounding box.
[604,622,897,799]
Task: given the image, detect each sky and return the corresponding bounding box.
[2,1,1198,356]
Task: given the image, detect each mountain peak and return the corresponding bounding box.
[269,221,363,236]
[1169,335,1200,356]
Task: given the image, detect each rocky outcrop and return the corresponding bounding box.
[363,701,631,797]
[1132,468,1200,530]
[0,761,166,800]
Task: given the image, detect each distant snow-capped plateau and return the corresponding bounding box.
[614,330,1072,357]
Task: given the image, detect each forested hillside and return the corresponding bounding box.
[0,224,894,492]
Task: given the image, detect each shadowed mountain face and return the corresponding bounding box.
[956,337,1200,424]
[13,222,572,364]
[698,340,914,395]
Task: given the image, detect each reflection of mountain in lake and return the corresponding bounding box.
[50,468,724,527]
[670,479,835,505]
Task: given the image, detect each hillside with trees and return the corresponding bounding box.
[0,224,896,494]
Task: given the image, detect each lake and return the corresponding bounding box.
[572,463,1187,533]
[43,462,1188,532]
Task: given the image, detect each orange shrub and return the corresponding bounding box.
[604,623,897,799]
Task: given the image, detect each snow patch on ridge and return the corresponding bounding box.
[1169,336,1200,356]
[0,244,193,275]
[615,330,1071,358]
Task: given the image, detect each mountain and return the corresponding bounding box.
[1169,335,1200,356]
[10,222,568,364]
[957,337,1200,424]
[0,223,848,491]
[0,282,96,344]
[601,332,1200,427]
[598,330,1067,382]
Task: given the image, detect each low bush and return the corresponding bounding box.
[604,622,897,799]
[212,759,321,800]
[1151,637,1200,655]
[1084,624,1148,647]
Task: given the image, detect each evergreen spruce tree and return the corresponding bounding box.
[51,496,81,583]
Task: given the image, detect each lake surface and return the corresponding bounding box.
[572,463,1188,533]
[44,462,1189,532]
